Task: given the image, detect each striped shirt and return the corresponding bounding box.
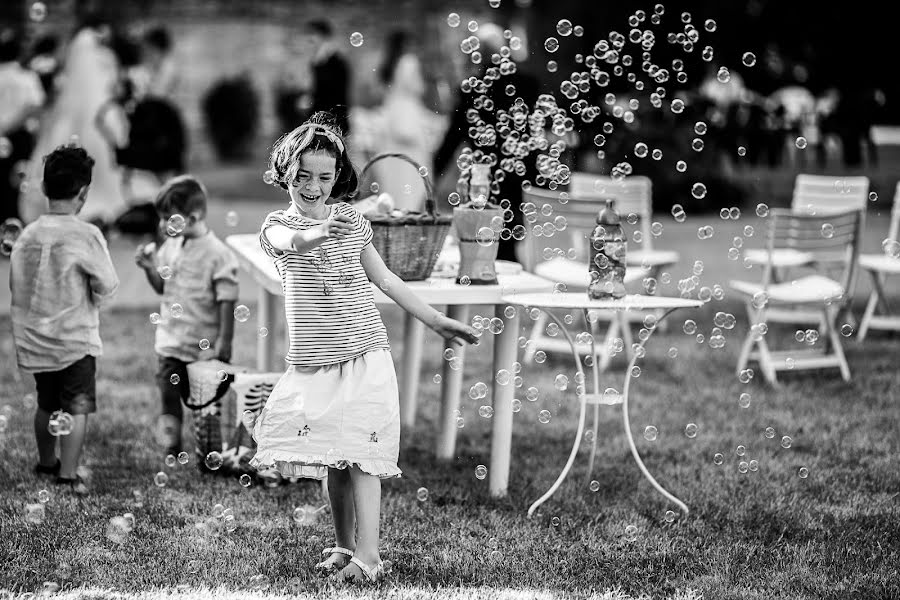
[260,202,390,367]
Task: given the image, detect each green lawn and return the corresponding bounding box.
[1,295,899,599]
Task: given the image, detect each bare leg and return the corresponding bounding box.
[33,408,57,467]
[340,467,382,581]
[319,467,355,570]
[58,414,87,480]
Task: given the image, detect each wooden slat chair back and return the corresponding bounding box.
[521,175,654,269]
[857,182,900,339]
[762,208,864,303]
[730,207,864,384]
[791,174,869,215]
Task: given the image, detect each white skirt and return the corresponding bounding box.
[250,349,401,479]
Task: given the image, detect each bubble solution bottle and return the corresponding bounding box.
[588,199,627,299]
[453,163,502,285]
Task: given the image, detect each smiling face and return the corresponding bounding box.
[288,150,337,219]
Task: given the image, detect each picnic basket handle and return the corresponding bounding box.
[356,152,439,219]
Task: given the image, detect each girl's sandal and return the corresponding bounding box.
[314,546,354,576]
[337,557,386,584]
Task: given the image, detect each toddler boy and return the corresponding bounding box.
[9,144,119,494]
[135,175,239,457]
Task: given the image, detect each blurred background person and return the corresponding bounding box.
[19,16,126,230]
[305,18,350,136]
[369,30,436,212]
[273,34,312,133]
[433,22,542,264]
[131,25,178,100]
[0,26,46,226]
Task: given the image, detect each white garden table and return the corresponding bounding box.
[501,292,703,516]
[225,233,555,496]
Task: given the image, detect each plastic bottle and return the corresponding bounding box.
[588,199,627,299]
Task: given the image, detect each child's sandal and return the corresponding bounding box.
[314,546,353,575]
[339,557,385,584]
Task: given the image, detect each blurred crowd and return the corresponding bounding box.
[1,15,185,235]
[1,11,888,242]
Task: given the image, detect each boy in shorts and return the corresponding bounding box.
[134,175,239,458]
[9,144,119,494]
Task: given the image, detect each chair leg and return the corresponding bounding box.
[619,312,634,358]
[824,306,851,382]
[858,289,878,341]
[736,307,757,375]
[523,310,548,363]
[598,315,619,372]
[755,333,779,386]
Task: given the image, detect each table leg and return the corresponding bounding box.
[621,307,689,514]
[526,310,589,516]
[437,305,469,460]
[400,312,425,429]
[489,304,520,497]
[257,287,278,372]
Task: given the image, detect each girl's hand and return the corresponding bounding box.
[318,213,354,241]
[431,314,480,347]
[134,243,156,270]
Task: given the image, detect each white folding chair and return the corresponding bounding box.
[857,182,900,339]
[730,208,864,384]
[520,175,679,370]
[743,174,869,327]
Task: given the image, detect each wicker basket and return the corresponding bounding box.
[355,152,453,281]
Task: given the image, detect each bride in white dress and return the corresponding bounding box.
[370,31,441,213]
[20,25,125,226]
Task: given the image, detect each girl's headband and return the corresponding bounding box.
[296,124,345,154]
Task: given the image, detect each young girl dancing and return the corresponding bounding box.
[249,112,479,584]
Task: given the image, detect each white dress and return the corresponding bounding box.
[20,28,125,225]
[250,203,401,479]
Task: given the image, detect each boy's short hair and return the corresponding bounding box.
[154,175,208,217]
[42,145,95,201]
[305,19,333,38]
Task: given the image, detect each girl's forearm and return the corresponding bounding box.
[379,272,442,327]
[265,224,327,254]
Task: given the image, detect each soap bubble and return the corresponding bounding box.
[475,465,488,480]
[416,487,429,501]
[169,303,183,319]
[684,423,698,438]
[798,467,809,478]
[795,136,808,149]
[154,471,169,487]
[447,12,460,27]
[742,51,757,67]
[781,436,792,449]
[177,451,189,465]
[538,410,551,424]
[713,453,724,465]
[643,425,658,441]
[624,524,638,542]
[239,474,252,488]
[166,214,186,236]
[233,305,251,322]
[349,32,364,47]
[204,451,224,470]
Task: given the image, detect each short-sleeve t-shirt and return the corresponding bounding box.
[259,202,390,367]
[154,230,240,362]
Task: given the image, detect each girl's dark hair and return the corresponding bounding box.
[269,111,358,201]
[378,30,410,86]
[43,145,95,200]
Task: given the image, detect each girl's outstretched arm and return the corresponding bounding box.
[360,243,479,346]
